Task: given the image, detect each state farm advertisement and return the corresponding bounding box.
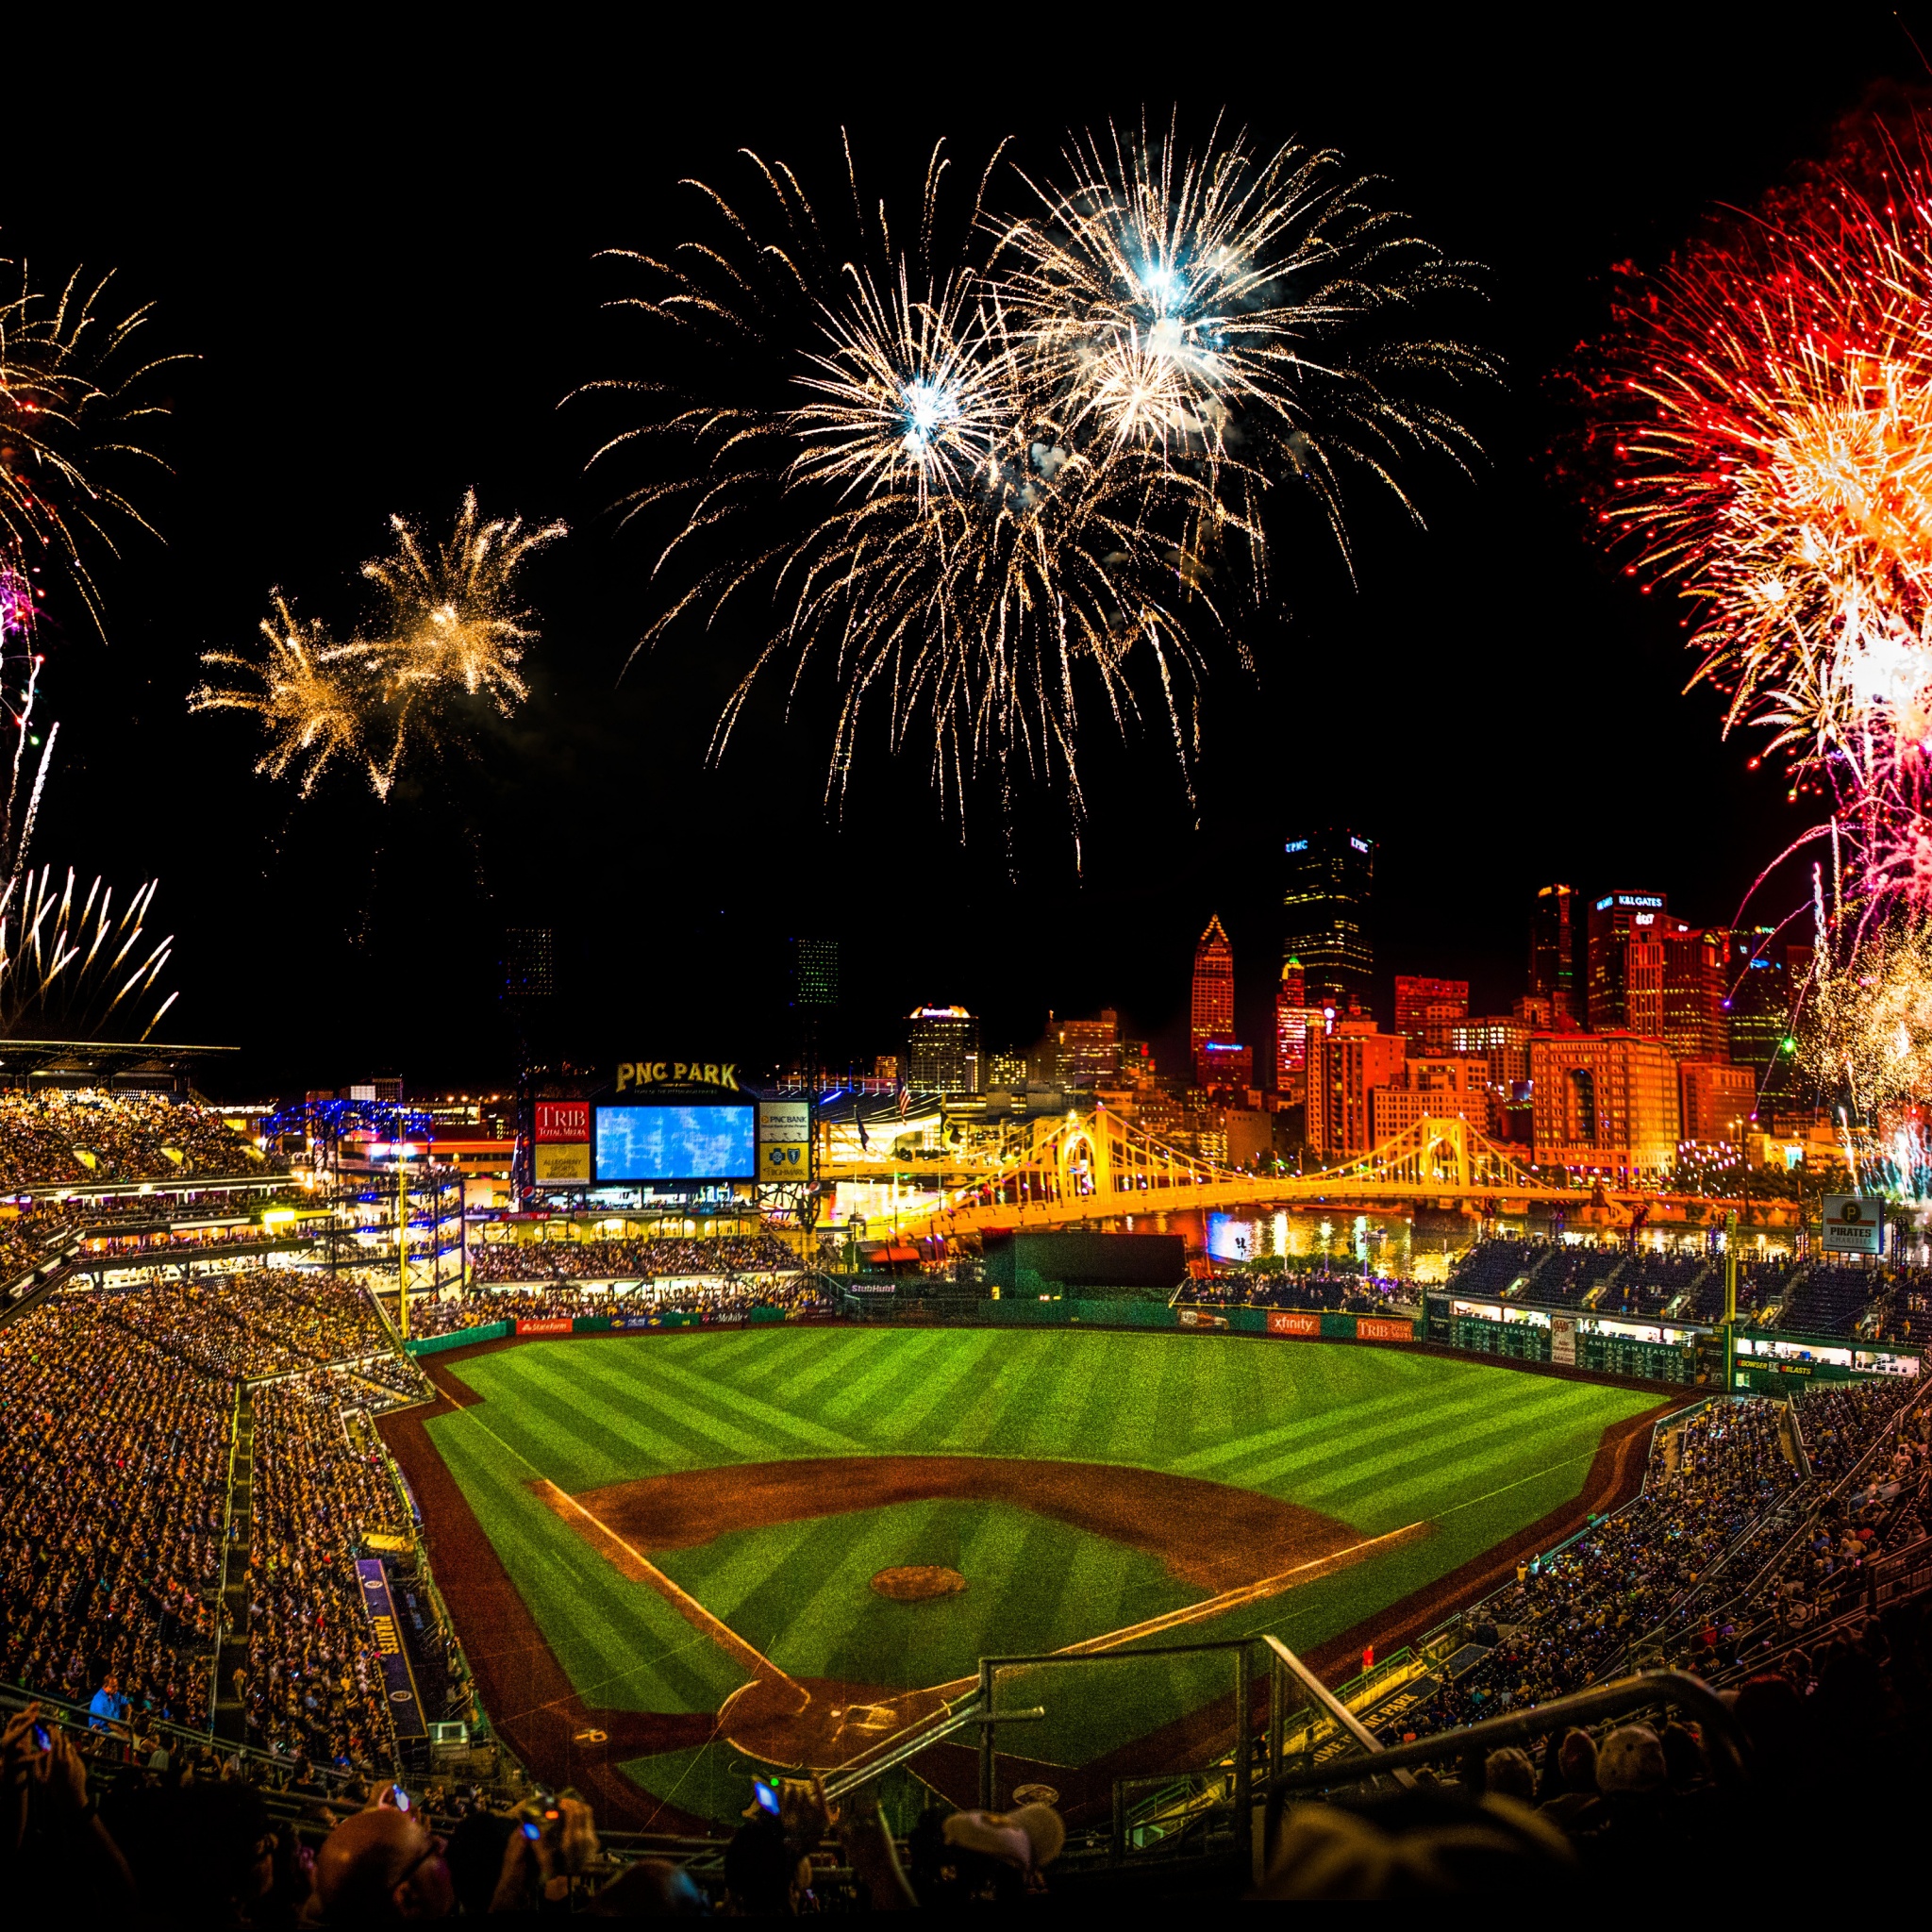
[515,1317,573,1335]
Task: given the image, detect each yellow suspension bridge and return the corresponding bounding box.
[822,1106,1767,1237]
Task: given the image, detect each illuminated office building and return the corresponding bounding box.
[1393,975,1468,1056]
[1307,1023,1406,1158]
[1586,890,1668,1033]
[1680,1058,1757,1145]
[906,1005,981,1094]
[1282,829,1375,1013]
[1528,885,1577,1022]
[1726,930,1794,1078]
[1275,958,1308,1093]
[1529,1031,1680,1176]
[1661,921,1729,1062]
[1191,915,1236,1083]
[1053,1010,1122,1089]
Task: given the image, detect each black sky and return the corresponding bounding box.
[4,16,1926,1095]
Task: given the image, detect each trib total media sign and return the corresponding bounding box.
[533,1100,591,1185]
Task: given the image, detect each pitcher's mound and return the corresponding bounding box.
[872,1565,966,1602]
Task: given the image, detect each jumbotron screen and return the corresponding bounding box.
[593,1103,757,1183]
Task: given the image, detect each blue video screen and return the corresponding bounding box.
[593,1103,757,1182]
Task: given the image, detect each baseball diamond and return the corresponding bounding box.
[381,1324,1670,1829]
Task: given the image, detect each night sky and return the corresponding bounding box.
[5,19,1926,1095]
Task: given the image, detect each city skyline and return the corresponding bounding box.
[3,32,1922,1096]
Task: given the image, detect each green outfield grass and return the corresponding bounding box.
[425,1329,1657,1821]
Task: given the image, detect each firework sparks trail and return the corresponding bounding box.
[361,489,566,709]
[0,258,181,636]
[191,594,370,796]
[582,119,1489,824]
[192,495,564,799]
[1588,141,1932,924]
[997,116,1491,572]
[0,864,174,1040]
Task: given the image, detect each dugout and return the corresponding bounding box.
[982,1230,1186,1300]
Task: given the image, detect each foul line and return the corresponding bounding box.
[923,1521,1431,1698]
[533,1479,797,1690]
[1425,1449,1599,1521]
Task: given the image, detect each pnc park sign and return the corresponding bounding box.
[614,1060,741,1093]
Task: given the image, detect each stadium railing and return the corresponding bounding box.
[1259,1668,1747,1865]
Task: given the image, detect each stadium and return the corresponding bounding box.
[5,1055,1930,1908]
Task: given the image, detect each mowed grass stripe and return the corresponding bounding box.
[1170,1386,1429,1474]
[869,1329,1004,1440]
[507,1353,714,1475]
[819,1329,962,1441]
[931,1333,1091,1458]
[558,1348,779,1462]
[1288,1386,1598,1501]
[760,1327,908,1406]
[813,1331,956,1428]
[634,1347,866,1455]
[1236,1382,1578,1491]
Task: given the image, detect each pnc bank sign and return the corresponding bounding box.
[615,1060,741,1093]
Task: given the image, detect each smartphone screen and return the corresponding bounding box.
[754,1779,779,1815]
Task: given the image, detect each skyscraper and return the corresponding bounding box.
[906,1005,981,1094]
[1275,958,1308,1093]
[1661,922,1729,1062]
[1281,829,1374,1013]
[1586,891,1668,1032]
[1191,914,1236,1083]
[1052,1010,1122,1089]
[1393,975,1469,1055]
[1726,929,1793,1079]
[787,935,840,1078]
[1528,885,1577,1022]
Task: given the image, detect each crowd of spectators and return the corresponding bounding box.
[92,1272,393,1380]
[0,1090,273,1190]
[0,1297,228,1727]
[470,1230,797,1284]
[79,1222,305,1264]
[1796,1376,1918,1482]
[241,1374,408,1774]
[1179,1270,1409,1316]
[0,1206,74,1286]
[1423,1399,1798,1728]
[399,1274,841,1338]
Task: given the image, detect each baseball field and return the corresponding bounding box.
[397,1327,1666,1825]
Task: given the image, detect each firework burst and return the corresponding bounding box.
[0,258,179,633]
[194,494,564,799]
[584,120,1488,824]
[362,489,565,709]
[1585,140,1932,924]
[998,116,1491,570]
[191,595,373,797]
